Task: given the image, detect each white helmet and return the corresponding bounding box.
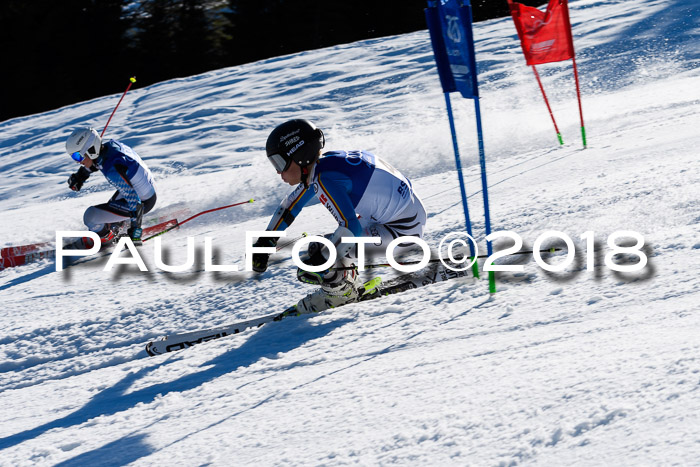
[66,128,102,160]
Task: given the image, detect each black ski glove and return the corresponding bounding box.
[68,167,91,191]
[251,236,278,273]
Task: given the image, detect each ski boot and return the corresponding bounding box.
[275,276,382,321]
[93,222,126,248]
[295,267,361,314]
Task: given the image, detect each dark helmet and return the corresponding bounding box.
[266,119,325,172]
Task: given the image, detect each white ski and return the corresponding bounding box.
[145,312,282,356]
[143,267,476,357]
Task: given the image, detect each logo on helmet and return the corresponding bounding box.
[286,139,304,157]
[284,136,301,147]
[280,129,301,143]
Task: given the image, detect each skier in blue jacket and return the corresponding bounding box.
[252,119,427,313]
[66,128,157,246]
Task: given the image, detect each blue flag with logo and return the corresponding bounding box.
[425,0,479,99]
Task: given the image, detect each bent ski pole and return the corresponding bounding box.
[176,199,255,228]
[143,199,255,242]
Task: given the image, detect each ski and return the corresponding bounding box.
[145,312,282,356]
[0,237,92,271]
[142,218,179,237]
[144,265,472,356]
[0,218,178,272]
[145,277,383,356]
[1,242,52,259]
[0,248,56,270]
[352,261,472,301]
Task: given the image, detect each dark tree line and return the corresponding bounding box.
[0,0,531,122]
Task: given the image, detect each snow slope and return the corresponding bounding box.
[1,0,699,464]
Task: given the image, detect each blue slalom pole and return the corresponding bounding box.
[473,97,496,293]
[444,92,480,279]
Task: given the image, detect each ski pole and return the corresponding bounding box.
[143,199,255,242]
[261,233,308,266]
[175,199,255,228]
[332,247,562,270]
[257,233,309,270]
[101,77,136,138]
[277,232,307,252]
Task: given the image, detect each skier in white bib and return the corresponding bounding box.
[252,119,427,313]
[66,128,157,246]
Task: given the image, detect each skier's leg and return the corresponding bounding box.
[295,234,361,314]
[357,192,428,260]
[83,193,156,245]
[295,195,427,314]
[83,193,131,244]
[126,194,157,245]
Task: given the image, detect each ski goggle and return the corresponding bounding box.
[70,145,98,162]
[268,153,292,173]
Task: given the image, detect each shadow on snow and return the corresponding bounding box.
[0,315,352,458]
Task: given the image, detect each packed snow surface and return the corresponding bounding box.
[1,0,699,464]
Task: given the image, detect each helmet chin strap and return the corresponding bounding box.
[93,144,106,165]
[301,166,311,187]
[300,152,322,187]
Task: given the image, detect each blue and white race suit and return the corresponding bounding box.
[265,150,426,259]
[82,140,157,233]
